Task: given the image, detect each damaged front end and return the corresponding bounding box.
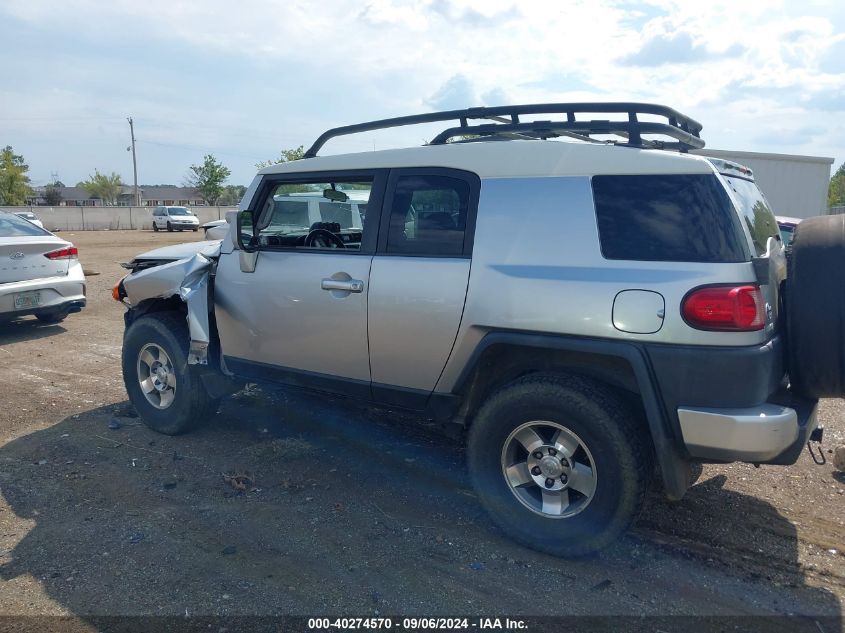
[118,242,221,366]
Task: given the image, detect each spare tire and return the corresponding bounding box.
[786,214,845,398]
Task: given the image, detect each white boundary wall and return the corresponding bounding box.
[0,206,232,231]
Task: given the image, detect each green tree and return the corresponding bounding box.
[79,170,123,205]
[0,145,33,205]
[217,184,247,206]
[829,163,845,208]
[44,181,63,205]
[256,145,305,170]
[185,154,231,205]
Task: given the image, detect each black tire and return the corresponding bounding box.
[786,214,845,398]
[153,223,159,232]
[121,311,217,435]
[192,228,198,232]
[36,311,67,324]
[467,373,652,557]
[166,221,173,232]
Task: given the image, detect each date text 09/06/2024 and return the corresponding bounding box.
[307,618,527,630]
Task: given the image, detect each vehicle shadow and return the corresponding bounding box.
[0,318,67,345]
[0,387,840,630]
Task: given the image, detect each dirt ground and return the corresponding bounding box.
[0,230,842,627]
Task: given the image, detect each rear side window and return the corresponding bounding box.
[722,176,780,256]
[592,174,747,263]
[386,175,469,256]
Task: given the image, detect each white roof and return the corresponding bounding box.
[258,139,714,179]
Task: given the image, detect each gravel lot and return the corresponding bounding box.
[0,231,842,627]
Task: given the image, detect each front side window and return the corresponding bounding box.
[386,175,469,256]
[593,174,748,263]
[256,179,373,250]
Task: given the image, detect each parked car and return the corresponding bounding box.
[151,206,199,232]
[114,103,838,557]
[14,211,44,229]
[776,215,803,247]
[0,211,85,323]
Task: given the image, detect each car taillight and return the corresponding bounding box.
[44,246,78,260]
[682,285,765,331]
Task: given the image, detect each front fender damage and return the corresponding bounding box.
[122,250,218,366]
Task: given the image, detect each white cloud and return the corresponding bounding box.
[0,0,843,184]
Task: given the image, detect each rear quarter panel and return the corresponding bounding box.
[436,175,771,392]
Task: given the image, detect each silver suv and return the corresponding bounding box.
[115,104,837,556]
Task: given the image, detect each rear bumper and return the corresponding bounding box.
[678,396,818,463]
[0,263,86,318]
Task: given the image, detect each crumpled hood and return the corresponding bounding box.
[131,240,222,262]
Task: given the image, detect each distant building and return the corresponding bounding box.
[136,186,205,207]
[26,184,206,207]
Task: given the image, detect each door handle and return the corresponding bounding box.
[321,278,364,293]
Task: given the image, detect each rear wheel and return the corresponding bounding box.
[467,373,652,557]
[786,214,845,398]
[122,312,217,435]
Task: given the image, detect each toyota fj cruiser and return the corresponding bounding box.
[115,103,837,556]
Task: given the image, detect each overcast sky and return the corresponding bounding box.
[1,0,843,187]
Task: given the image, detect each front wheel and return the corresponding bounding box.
[467,373,652,557]
[166,221,173,232]
[153,222,159,232]
[122,312,217,435]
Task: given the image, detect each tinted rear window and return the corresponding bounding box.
[592,174,747,263]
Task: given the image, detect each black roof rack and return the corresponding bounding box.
[303,102,705,158]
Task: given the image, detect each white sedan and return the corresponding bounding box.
[0,211,86,323]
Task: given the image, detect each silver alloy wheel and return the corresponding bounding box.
[137,343,177,409]
[500,421,597,518]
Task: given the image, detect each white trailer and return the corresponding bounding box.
[694,149,834,219]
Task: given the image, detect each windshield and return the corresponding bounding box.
[167,207,191,216]
[722,176,780,256]
[266,200,311,232]
[0,213,50,237]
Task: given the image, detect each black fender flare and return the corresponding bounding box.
[451,332,691,500]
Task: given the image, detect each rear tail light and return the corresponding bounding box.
[682,285,765,331]
[44,246,78,260]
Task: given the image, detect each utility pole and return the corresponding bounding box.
[127,117,140,206]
